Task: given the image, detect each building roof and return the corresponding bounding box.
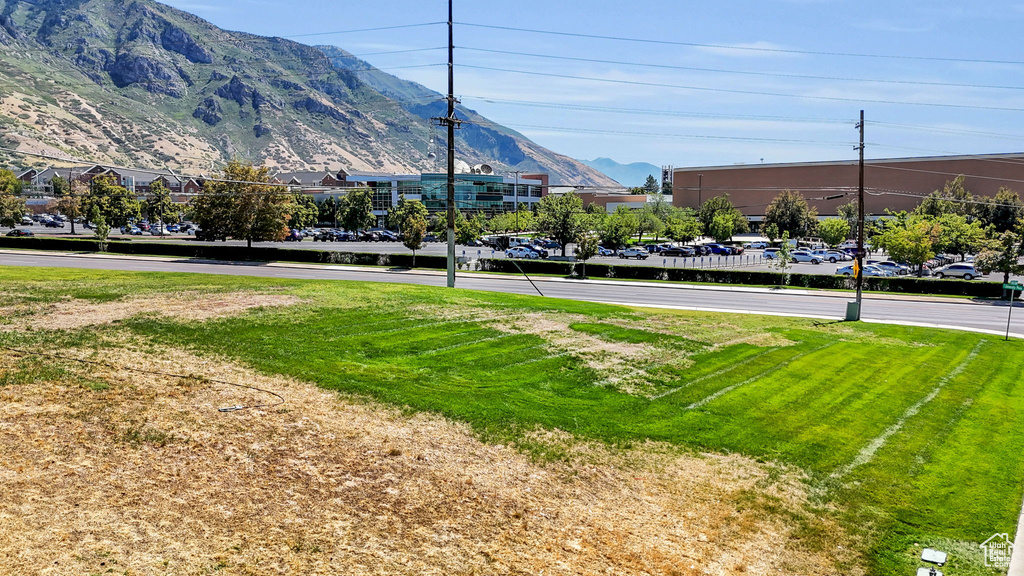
[675,152,1024,173]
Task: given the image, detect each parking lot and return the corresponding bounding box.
[11,223,1021,282]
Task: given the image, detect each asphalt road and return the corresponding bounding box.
[2,250,1022,338]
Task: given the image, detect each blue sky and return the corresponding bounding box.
[163,0,1024,170]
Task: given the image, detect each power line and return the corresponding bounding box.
[455,22,1024,66]
[460,119,857,146]
[458,46,1024,92]
[867,164,1024,185]
[459,64,1024,113]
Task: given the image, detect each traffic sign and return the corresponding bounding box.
[1004,282,1022,290]
[852,259,860,276]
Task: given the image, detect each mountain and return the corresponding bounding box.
[578,158,661,187]
[0,0,616,186]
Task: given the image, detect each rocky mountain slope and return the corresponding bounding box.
[0,0,615,185]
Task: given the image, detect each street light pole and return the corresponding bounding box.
[509,170,522,233]
[697,173,702,207]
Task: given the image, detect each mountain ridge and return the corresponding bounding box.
[578,157,661,188]
[0,0,615,186]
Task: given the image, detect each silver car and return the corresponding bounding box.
[933,263,981,280]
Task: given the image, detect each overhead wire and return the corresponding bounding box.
[457,46,1024,92]
[454,22,1024,66]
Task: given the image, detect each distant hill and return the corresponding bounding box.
[0,0,616,186]
[578,158,661,187]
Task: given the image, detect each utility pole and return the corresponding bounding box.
[509,170,522,233]
[435,0,462,288]
[697,173,703,208]
[853,110,865,320]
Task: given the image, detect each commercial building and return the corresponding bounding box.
[672,152,1024,219]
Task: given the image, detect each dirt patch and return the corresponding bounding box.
[0,343,859,576]
[1,291,301,331]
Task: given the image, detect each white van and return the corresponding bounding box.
[508,237,532,247]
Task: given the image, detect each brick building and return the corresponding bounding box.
[672,152,1024,219]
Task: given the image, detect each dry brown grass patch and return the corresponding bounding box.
[0,342,859,575]
[1,291,301,331]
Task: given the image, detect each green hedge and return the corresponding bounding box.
[0,236,450,270]
[0,236,1004,298]
[477,258,1004,298]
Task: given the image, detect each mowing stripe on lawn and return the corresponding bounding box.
[685,342,836,410]
[411,333,520,357]
[831,339,986,479]
[651,347,780,400]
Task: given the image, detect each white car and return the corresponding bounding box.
[745,241,768,249]
[597,246,615,256]
[836,264,893,277]
[933,263,981,280]
[810,249,850,263]
[790,250,821,264]
[763,248,780,260]
[869,261,910,275]
[618,248,649,260]
[506,246,539,259]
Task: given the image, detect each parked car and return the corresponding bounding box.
[526,245,549,258]
[763,248,780,260]
[165,224,180,232]
[597,246,615,256]
[933,263,981,280]
[836,264,893,277]
[283,229,303,242]
[702,243,733,255]
[688,245,711,256]
[20,216,33,226]
[313,230,336,242]
[868,260,910,275]
[790,250,822,264]
[6,228,34,237]
[661,246,696,257]
[745,241,768,249]
[618,247,649,260]
[539,240,561,249]
[43,219,64,228]
[506,246,539,259]
[824,250,850,263]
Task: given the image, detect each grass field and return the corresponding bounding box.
[1,266,1022,575]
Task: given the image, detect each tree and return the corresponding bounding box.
[402,214,427,266]
[575,233,599,278]
[976,187,1024,233]
[288,194,318,229]
[318,196,340,227]
[597,205,636,249]
[388,194,428,233]
[643,174,659,193]
[664,208,702,245]
[935,213,985,261]
[915,175,973,218]
[537,192,587,256]
[83,174,141,228]
[975,229,1024,284]
[458,212,485,245]
[54,181,83,234]
[698,194,747,238]
[338,188,375,232]
[764,190,818,239]
[771,232,794,284]
[143,180,176,234]
[708,211,734,243]
[0,169,26,228]
[634,206,664,242]
[191,160,294,247]
[837,200,859,233]
[874,216,938,272]
[763,223,779,243]
[817,218,851,248]
[89,204,109,243]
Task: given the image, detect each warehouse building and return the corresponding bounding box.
[672,152,1024,219]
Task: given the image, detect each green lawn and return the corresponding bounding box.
[0,265,1020,575]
